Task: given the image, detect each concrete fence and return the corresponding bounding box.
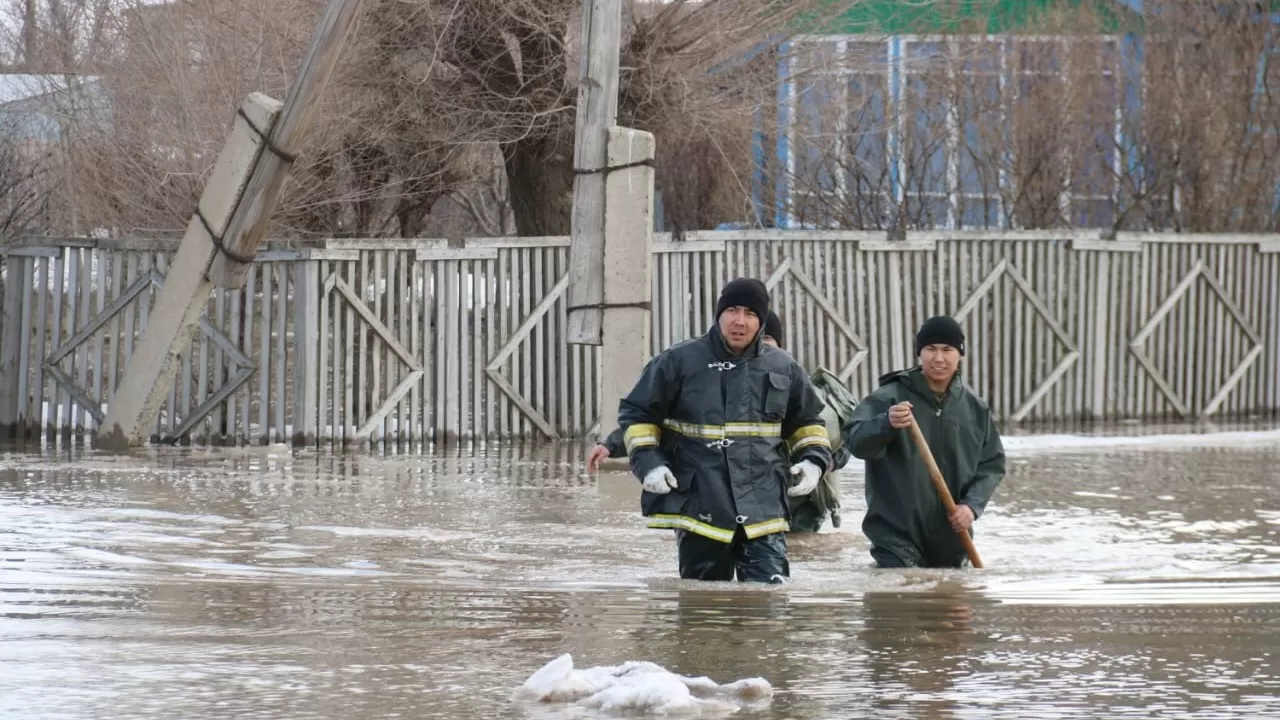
[1,230,1278,446]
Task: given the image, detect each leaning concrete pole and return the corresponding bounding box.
[96,0,367,450]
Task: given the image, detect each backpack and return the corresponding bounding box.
[810,367,859,452]
[805,368,859,528]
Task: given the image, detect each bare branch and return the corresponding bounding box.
[782,0,1280,232]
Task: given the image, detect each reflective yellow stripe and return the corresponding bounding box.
[786,424,831,454]
[646,514,736,543]
[724,422,785,435]
[647,515,789,541]
[662,420,723,440]
[661,420,782,440]
[742,517,790,538]
[624,423,661,454]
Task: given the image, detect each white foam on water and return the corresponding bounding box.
[987,578,1280,606]
[89,508,242,525]
[1072,490,1127,499]
[61,547,158,567]
[294,525,475,542]
[275,566,397,578]
[254,550,314,561]
[1001,428,1280,455]
[513,653,772,717]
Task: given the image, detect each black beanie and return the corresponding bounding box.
[715,277,770,325]
[915,315,965,356]
[763,311,785,348]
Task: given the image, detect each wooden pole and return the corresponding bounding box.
[0,254,22,438]
[565,0,622,346]
[907,420,985,569]
[206,0,368,290]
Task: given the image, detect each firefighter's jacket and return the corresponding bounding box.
[617,325,833,543]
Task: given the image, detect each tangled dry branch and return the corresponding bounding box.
[22,0,836,239]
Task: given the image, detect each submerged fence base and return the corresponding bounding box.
[2,230,1278,447]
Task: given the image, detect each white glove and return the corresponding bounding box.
[787,460,822,497]
[642,466,679,494]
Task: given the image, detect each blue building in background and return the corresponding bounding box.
[0,73,105,145]
[748,0,1279,232]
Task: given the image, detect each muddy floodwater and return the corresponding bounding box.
[2,428,1279,719]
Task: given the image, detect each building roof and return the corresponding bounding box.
[794,0,1145,36]
[0,73,101,107]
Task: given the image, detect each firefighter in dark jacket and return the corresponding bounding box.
[586,312,808,473]
[588,311,852,533]
[617,278,833,582]
[843,315,1006,569]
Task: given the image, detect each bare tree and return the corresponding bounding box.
[781,0,1280,233]
[1138,2,1279,231]
[0,110,56,350]
[451,158,516,237]
[336,0,821,236]
[49,0,851,239]
[0,0,119,70]
[0,117,52,242]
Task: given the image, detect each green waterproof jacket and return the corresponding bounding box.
[618,325,833,543]
[842,367,1006,565]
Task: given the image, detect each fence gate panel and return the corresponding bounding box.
[323,267,424,442]
[476,241,597,440]
[43,268,163,429]
[486,271,566,439]
[1129,259,1264,419]
[44,266,258,442]
[953,258,1080,422]
[764,255,869,384]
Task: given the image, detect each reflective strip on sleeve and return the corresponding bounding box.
[624,423,661,454]
[786,424,832,454]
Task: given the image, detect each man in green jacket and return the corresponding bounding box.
[842,315,1006,568]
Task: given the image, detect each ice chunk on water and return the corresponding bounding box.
[514,653,772,716]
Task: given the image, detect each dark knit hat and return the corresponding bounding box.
[915,315,965,356]
[715,277,770,325]
[763,311,785,348]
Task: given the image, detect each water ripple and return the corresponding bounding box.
[1,438,1278,719]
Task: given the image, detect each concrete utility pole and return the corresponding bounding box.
[595,127,655,444]
[565,0,622,346]
[96,0,367,450]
